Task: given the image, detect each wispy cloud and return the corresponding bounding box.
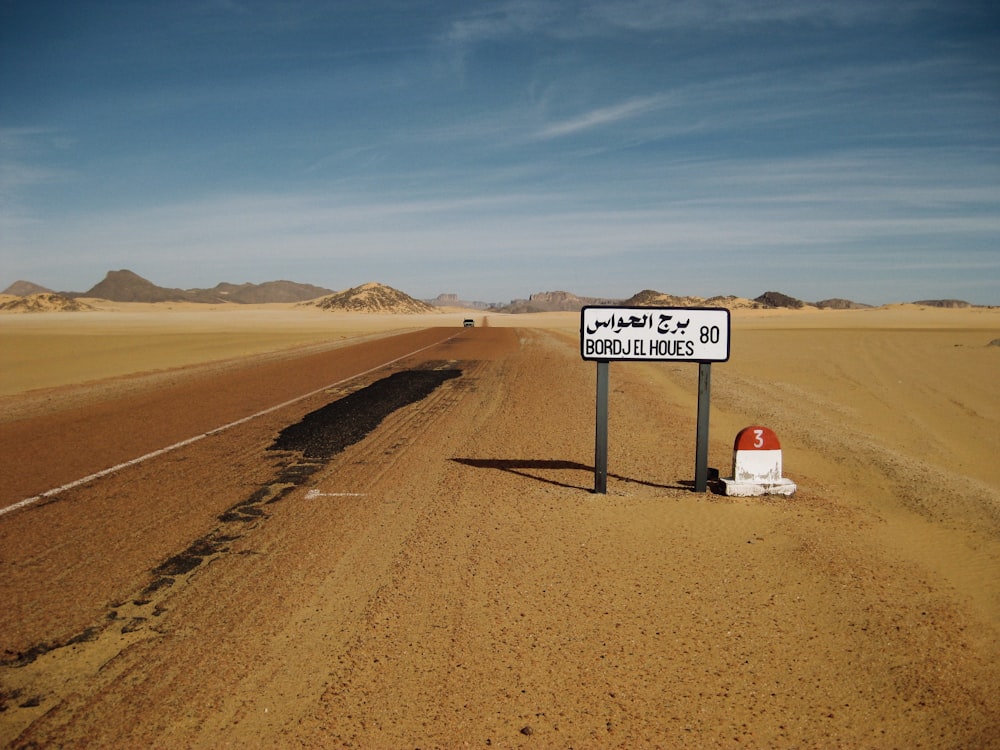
[443,0,561,45]
[0,126,77,156]
[12,149,995,286]
[0,127,75,234]
[442,0,938,45]
[0,161,72,194]
[534,94,671,139]
[582,0,939,32]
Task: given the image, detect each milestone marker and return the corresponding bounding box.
[721,425,796,496]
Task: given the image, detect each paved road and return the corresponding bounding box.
[0,327,494,659]
[0,328,458,509]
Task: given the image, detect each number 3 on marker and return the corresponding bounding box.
[753,429,764,448]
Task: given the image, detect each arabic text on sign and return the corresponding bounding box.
[585,313,692,336]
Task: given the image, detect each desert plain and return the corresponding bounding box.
[0,301,999,748]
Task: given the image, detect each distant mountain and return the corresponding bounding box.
[631,290,763,310]
[501,290,620,313]
[81,269,192,302]
[307,282,436,314]
[625,289,690,307]
[754,291,805,309]
[67,269,332,304]
[912,299,972,308]
[704,295,764,310]
[2,280,53,296]
[201,280,334,304]
[814,298,873,310]
[427,293,492,310]
[499,289,770,313]
[4,271,981,312]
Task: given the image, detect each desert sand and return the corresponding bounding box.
[1,303,998,747]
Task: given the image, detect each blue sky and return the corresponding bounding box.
[2,0,998,304]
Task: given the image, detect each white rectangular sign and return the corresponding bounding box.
[581,305,731,362]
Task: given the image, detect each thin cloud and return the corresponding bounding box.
[534,94,671,139]
[444,0,560,45]
[443,0,938,44]
[0,161,72,193]
[581,0,940,32]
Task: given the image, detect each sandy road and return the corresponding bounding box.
[0,328,471,658]
[2,323,999,748]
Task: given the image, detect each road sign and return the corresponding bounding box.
[580,306,730,362]
[580,305,731,493]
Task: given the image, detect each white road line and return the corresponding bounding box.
[1,332,457,518]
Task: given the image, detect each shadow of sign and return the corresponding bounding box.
[451,458,691,493]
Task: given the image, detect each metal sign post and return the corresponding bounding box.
[695,361,712,492]
[581,306,730,494]
[595,360,609,494]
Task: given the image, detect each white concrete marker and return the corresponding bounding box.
[721,425,796,497]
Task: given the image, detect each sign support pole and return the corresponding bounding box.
[594,360,609,494]
[695,362,711,492]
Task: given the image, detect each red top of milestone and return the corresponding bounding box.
[734,426,781,451]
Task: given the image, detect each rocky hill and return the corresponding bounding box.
[912,299,972,309]
[501,290,620,313]
[754,291,806,309]
[201,280,334,304]
[814,298,873,310]
[428,293,492,310]
[624,289,704,307]
[500,289,763,312]
[497,288,875,312]
[704,295,764,309]
[0,293,95,313]
[82,270,192,303]
[623,289,761,309]
[308,282,436,314]
[505,288,823,312]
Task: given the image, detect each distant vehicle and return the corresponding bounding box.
[463,319,474,327]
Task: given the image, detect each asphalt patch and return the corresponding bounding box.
[270,369,462,459]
